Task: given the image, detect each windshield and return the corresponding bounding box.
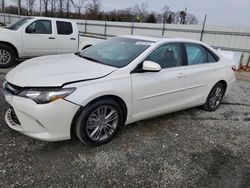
[79,37,153,68]
[7,18,33,30]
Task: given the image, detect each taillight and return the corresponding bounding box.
[232,66,237,71]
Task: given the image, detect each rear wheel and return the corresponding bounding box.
[203,82,226,111]
[75,99,124,145]
[0,44,16,68]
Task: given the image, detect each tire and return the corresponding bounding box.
[203,82,226,111]
[0,44,16,68]
[75,99,124,146]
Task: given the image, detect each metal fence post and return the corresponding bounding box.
[18,0,21,17]
[104,18,107,37]
[84,19,87,33]
[247,54,250,66]
[131,15,135,35]
[200,14,207,41]
[162,14,166,36]
[131,21,134,35]
[3,0,5,23]
[39,0,42,16]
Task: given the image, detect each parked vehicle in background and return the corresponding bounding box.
[0,22,6,27]
[0,17,103,68]
[2,36,235,145]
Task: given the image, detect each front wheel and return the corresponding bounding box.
[0,44,16,68]
[75,99,124,145]
[203,82,226,111]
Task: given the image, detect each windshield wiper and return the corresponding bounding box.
[78,54,103,64]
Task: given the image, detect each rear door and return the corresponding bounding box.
[179,42,222,106]
[22,19,57,57]
[56,21,78,54]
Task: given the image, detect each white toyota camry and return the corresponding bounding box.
[2,36,235,145]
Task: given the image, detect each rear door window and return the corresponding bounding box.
[56,21,73,35]
[184,43,219,65]
[207,50,219,62]
[185,43,208,65]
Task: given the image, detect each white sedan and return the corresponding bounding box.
[2,36,235,145]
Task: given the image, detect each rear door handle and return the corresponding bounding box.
[177,73,186,78]
[70,38,76,40]
[48,37,55,39]
[212,67,219,72]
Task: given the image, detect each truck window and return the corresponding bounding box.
[56,21,73,35]
[26,20,52,34]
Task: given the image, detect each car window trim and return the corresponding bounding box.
[202,46,220,62]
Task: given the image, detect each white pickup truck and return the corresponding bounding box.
[0,17,104,68]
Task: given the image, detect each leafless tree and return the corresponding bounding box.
[70,0,87,16]
[43,0,50,16]
[162,5,170,16]
[25,0,35,15]
[86,0,101,19]
[10,0,22,15]
[50,0,57,16]
[133,3,149,22]
[57,0,65,17]
[186,13,198,24]
[66,0,71,18]
[162,5,171,22]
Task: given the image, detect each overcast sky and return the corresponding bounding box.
[101,0,250,26]
[6,0,250,26]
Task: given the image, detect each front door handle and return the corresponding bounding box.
[48,37,55,39]
[212,67,219,72]
[70,38,76,40]
[177,73,185,78]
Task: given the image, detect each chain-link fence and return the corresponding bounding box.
[0,13,249,65]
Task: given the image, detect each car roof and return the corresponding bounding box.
[32,16,76,23]
[119,35,162,42]
[119,35,205,45]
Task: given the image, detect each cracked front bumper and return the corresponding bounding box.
[3,87,80,142]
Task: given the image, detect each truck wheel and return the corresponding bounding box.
[0,44,16,68]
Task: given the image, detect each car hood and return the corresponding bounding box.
[0,27,16,36]
[6,54,117,87]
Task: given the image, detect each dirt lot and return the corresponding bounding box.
[0,72,249,187]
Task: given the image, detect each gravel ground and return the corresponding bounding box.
[0,72,250,187]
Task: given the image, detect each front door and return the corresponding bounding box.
[131,42,187,120]
[22,19,57,57]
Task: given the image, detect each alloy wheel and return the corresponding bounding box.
[208,86,224,110]
[86,105,119,141]
[0,49,11,65]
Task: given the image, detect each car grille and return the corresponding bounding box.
[3,82,23,95]
[6,104,21,126]
[10,107,20,125]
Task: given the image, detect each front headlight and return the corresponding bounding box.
[18,87,76,104]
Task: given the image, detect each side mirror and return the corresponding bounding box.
[142,61,161,72]
[26,26,34,33]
